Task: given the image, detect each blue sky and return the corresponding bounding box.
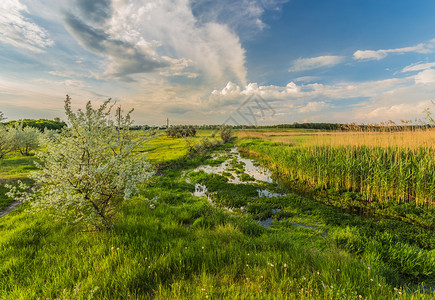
[1,0,435,125]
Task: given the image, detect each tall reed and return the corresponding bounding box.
[239,126,435,207]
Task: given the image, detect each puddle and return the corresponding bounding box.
[194,147,274,184]
[193,183,208,197]
[258,189,284,198]
[259,218,274,228]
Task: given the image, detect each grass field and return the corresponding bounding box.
[0,129,434,299]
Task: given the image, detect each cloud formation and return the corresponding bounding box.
[401,62,435,72]
[0,0,54,52]
[60,0,249,85]
[353,39,435,61]
[289,56,345,72]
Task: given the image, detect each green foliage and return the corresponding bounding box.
[0,126,14,159]
[220,125,233,143]
[166,125,196,138]
[1,136,435,298]
[9,123,41,156]
[8,96,154,230]
[238,138,435,207]
[5,118,66,131]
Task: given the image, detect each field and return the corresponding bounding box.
[0,128,434,299]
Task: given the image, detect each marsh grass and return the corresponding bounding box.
[1,129,434,299]
[238,127,435,207]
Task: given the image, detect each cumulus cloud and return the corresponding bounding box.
[415,69,435,84]
[353,39,435,61]
[60,0,249,85]
[0,0,54,52]
[289,56,345,72]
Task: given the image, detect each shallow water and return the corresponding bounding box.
[194,147,274,184]
[258,189,284,198]
[193,183,207,197]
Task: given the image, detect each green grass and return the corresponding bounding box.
[0,130,434,299]
[237,138,435,208]
[144,130,218,163]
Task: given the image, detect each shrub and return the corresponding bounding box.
[220,125,233,143]
[10,123,41,156]
[166,125,196,138]
[8,96,154,230]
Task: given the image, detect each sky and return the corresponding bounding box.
[1,0,435,125]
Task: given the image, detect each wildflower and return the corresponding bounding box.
[367,266,370,270]
[202,246,204,249]
[185,246,188,249]
[284,263,288,268]
[398,291,402,295]
[117,247,119,250]
[111,246,114,250]
[330,285,333,289]
[370,278,373,282]
[260,275,264,279]
[316,271,320,275]
[359,295,362,299]
[246,264,249,267]
[337,269,340,272]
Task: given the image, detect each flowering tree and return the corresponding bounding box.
[10,96,154,230]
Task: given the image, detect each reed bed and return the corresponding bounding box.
[239,127,435,207]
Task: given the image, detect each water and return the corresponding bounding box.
[194,147,274,184]
[258,189,284,198]
[193,183,207,197]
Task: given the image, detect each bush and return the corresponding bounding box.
[8,96,154,230]
[220,125,233,143]
[166,125,196,138]
[10,123,41,156]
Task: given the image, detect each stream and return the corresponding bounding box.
[189,147,326,234]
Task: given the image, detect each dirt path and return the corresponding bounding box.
[0,201,21,218]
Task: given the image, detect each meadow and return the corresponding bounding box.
[0,128,434,299]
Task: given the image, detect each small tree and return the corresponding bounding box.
[220,125,233,143]
[9,96,154,230]
[0,126,14,158]
[10,123,41,155]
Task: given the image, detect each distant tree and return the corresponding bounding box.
[10,123,41,156]
[220,125,233,143]
[166,125,196,138]
[0,126,14,158]
[0,111,5,122]
[8,96,154,230]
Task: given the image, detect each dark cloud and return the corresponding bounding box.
[191,0,288,38]
[76,0,111,25]
[63,10,169,80]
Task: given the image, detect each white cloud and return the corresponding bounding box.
[415,69,435,84]
[289,56,345,72]
[401,62,435,72]
[293,76,321,82]
[298,101,330,113]
[353,39,435,61]
[62,0,248,85]
[0,0,54,52]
